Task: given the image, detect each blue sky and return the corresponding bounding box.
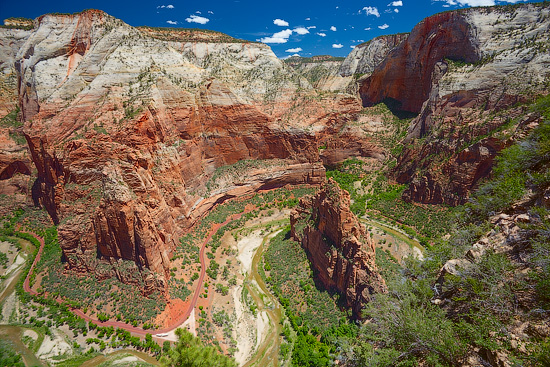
[0,0,539,58]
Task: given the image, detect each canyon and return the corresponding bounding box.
[0,2,549,366]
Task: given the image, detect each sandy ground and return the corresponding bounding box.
[0,241,19,276]
[113,355,141,365]
[233,225,284,366]
[232,284,256,366]
[0,292,19,323]
[0,253,25,290]
[236,230,263,276]
[161,308,196,342]
[23,328,38,341]
[37,328,73,360]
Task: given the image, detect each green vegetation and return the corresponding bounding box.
[327,158,454,244]
[0,107,22,128]
[137,26,252,43]
[0,107,26,145]
[160,328,237,367]
[263,229,359,366]
[284,55,345,65]
[344,94,550,366]
[0,339,24,367]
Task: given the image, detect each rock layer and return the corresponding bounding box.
[339,34,408,78]
[291,178,386,318]
[360,4,550,205]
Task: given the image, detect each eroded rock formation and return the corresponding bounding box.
[360,3,550,205]
[290,178,386,318]
[339,34,408,78]
[0,24,34,213]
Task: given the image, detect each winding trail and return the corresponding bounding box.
[21,211,246,338]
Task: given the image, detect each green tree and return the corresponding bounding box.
[160,328,237,367]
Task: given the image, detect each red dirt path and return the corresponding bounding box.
[21,211,245,338]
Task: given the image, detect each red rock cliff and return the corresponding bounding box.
[359,11,479,114]
[290,178,386,318]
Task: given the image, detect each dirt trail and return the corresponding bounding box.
[21,211,246,339]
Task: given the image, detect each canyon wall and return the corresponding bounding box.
[360,3,550,205]
[291,178,386,318]
[339,34,408,78]
[0,24,34,212]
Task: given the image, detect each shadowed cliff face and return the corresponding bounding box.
[291,178,386,318]
[359,11,479,114]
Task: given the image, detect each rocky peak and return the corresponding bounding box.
[360,11,480,113]
[290,178,386,318]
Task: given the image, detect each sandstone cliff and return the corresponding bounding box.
[360,3,550,205]
[286,35,407,94]
[285,55,350,92]
[338,34,407,78]
[290,178,386,318]
[0,23,34,213]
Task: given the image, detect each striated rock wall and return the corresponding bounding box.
[290,178,386,318]
[359,11,480,113]
[339,34,408,78]
[0,25,34,212]
[359,3,550,205]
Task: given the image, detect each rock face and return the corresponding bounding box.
[286,36,407,94]
[285,55,350,92]
[339,34,408,78]
[360,3,550,205]
[290,178,386,318]
[0,24,34,213]
[9,10,375,291]
[360,11,480,113]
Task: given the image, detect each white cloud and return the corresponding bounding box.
[274,18,289,26]
[196,11,201,14]
[285,47,303,53]
[378,23,389,29]
[291,53,301,57]
[157,4,174,8]
[364,27,372,31]
[305,17,311,20]
[208,10,214,14]
[350,45,356,49]
[166,20,178,25]
[362,6,380,17]
[316,32,326,37]
[186,15,209,24]
[395,8,399,13]
[294,27,309,35]
[332,43,343,48]
[260,29,293,43]
[440,0,508,6]
[330,26,337,31]
[307,26,316,29]
[388,1,403,6]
